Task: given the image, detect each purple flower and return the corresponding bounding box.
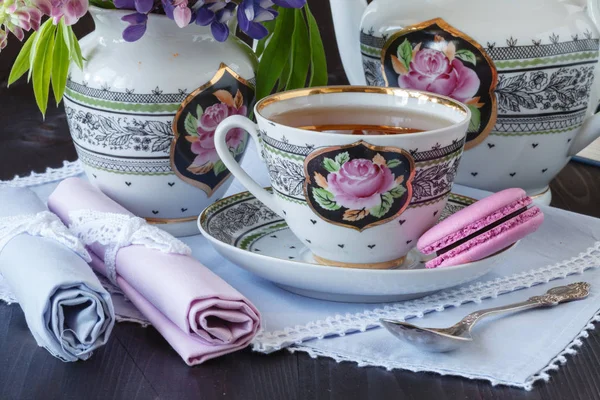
[237,0,277,40]
[121,11,147,42]
[115,0,155,41]
[195,0,236,42]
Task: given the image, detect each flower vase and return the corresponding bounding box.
[64,6,257,236]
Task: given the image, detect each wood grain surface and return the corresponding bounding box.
[1,1,600,399]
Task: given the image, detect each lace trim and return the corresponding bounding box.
[68,210,191,285]
[252,242,600,353]
[0,211,90,262]
[289,309,600,391]
[0,160,83,188]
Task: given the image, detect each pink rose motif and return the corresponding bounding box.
[398,48,480,103]
[327,159,396,210]
[190,102,247,167]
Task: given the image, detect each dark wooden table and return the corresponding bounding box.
[2,2,600,399]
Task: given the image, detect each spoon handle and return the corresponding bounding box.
[454,282,590,331]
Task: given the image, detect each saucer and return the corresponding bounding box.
[198,190,515,303]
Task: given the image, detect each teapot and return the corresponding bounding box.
[330,0,600,204]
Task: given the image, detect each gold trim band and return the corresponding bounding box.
[256,85,469,117]
[313,254,407,270]
[530,186,550,199]
[146,215,198,225]
[297,124,424,135]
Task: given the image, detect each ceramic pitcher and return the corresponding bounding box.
[330,0,600,204]
[64,7,257,236]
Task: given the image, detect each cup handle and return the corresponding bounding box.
[215,115,283,217]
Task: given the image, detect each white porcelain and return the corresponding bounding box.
[214,87,470,268]
[329,0,600,204]
[64,7,257,236]
[198,190,515,302]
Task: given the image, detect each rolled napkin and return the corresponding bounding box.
[48,178,261,365]
[0,187,114,362]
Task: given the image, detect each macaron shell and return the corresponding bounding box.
[425,206,544,268]
[418,188,530,254]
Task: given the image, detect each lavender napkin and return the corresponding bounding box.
[0,187,114,361]
[48,178,261,365]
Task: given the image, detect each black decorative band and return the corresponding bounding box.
[75,144,174,175]
[486,39,599,60]
[262,135,465,162]
[360,31,599,60]
[411,139,465,162]
[66,80,188,104]
[261,135,313,156]
[494,109,586,132]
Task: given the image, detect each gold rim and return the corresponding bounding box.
[255,85,469,118]
[379,18,498,150]
[313,254,407,269]
[146,215,198,224]
[297,124,424,135]
[530,186,550,199]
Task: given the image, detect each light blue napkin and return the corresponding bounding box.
[0,188,115,362]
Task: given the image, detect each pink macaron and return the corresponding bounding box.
[417,188,544,268]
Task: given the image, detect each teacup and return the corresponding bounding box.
[214,86,470,269]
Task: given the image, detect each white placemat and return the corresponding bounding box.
[1,145,599,390]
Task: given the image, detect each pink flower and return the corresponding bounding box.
[172,0,191,28]
[327,159,396,210]
[35,0,88,26]
[190,102,247,167]
[398,48,479,103]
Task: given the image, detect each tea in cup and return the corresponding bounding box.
[215,86,470,269]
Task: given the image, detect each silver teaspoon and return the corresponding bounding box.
[380,282,590,353]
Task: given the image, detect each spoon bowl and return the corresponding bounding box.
[380,282,590,352]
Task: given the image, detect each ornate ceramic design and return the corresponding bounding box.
[381,18,498,150]
[171,64,255,196]
[303,141,415,231]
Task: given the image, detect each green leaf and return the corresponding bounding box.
[389,185,407,199]
[397,39,413,70]
[322,158,340,173]
[69,27,84,70]
[455,49,477,65]
[8,32,36,86]
[256,7,296,100]
[278,60,291,92]
[213,160,228,176]
[370,192,394,218]
[89,0,116,8]
[51,21,71,104]
[386,159,402,168]
[305,4,327,87]
[184,112,198,136]
[255,16,277,59]
[312,187,341,211]
[286,8,311,90]
[32,21,57,116]
[467,105,481,132]
[196,104,203,118]
[28,19,54,81]
[234,141,245,156]
[334,152,350,166]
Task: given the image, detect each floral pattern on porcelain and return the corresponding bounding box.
[304,141,414,231]
[381,18,497,149]
[171,64,255,197]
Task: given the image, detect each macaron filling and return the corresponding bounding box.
[426,206,542,268]
[421,195,532,255]
[436,206,528,256]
